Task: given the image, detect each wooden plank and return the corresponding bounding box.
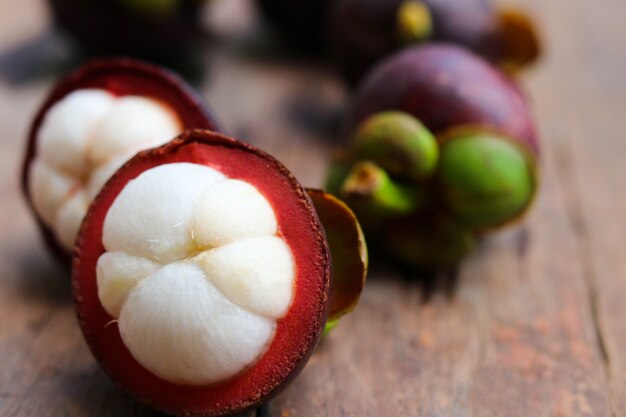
[261,0,616,415]
[0,0,621,416]
[532,0,626,416]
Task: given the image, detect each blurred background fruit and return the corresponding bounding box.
[48,0,208,65]
[330,0,540,85]
[329,44,539,269]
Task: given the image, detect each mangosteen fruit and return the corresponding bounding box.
[22,58,219,265]
[327,91,538,269]
[330,0,540,85]
[350,44,539,155]
[73,129,366,416]
[255,0,332,52]
[48,0,207,62]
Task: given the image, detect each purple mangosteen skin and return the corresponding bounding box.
[257,0,332,51]
[49,0,202,58]
[331,0,502,85]
[350,44,539,155]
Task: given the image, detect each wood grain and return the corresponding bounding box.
[0,0,623,416]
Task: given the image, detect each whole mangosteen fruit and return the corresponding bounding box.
[48,0,207,62]
[330,0,540,85]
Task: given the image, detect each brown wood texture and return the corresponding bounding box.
[0,0,624,416]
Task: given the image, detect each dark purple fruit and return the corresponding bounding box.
[256,0,332,51]
[330,0,540,85]
[48,0,206,60]
[350,44,538,155]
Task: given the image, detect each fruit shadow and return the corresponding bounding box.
[57,363,165,417]
[280,89,347,145]
[13,246,72,306]
[366,242,462,303]
[211,22,348,143]
[58,363,258,417]
[0,27,214,87]
[0,29,79,86]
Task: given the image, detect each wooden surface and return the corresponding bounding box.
[1,0,625,416]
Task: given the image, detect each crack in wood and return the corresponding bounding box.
[554,142,614,416]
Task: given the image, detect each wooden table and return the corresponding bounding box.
[1,0,625,416]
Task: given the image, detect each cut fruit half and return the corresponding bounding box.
[22,58,219,264]
[74,130,343,416]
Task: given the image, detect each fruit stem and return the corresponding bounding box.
[340,161,425,218]
[323,319,339,337]
[496,7,541,72]
[397,1,433,44]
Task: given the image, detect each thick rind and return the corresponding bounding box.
[22,58,219,265]
[73,129,331,417]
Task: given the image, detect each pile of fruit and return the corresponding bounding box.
[18,0,542,415]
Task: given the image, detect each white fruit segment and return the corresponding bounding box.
[98,163,295,386]
[28,89,182,251]
[97,252,161,318]
[192,179,277,248]
[196,236,294,318]
[102,163,225,263]
[119,263,274,385]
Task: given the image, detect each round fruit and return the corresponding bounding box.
[330,0,540,85]
[330,101,539,268]
[256,0,332,51]
[48,0,206,60]
[74,129,332,416]
[436,128,537,230]
[22,58,218,264]
[350,44,539,154]
[352,111,438,181]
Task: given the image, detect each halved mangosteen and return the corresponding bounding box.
[22,58,219,265]
[73,129,367,416]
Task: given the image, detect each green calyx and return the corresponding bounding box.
[323,319,340,337]
[354,111,438,181]
[307,189,368,321]
[306,189,368,336]
[326,152,353,196]
[340,161,426,219]
[397,0,434,44]
[326,110,539,269]
[436,129,537,230]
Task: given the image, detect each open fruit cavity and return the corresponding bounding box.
[97,162,295,385]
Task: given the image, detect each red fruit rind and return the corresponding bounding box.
[73,129,331,416]
[22,58,219,264]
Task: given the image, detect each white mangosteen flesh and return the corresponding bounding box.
[97,163,295,386]
[28,89,182,251]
